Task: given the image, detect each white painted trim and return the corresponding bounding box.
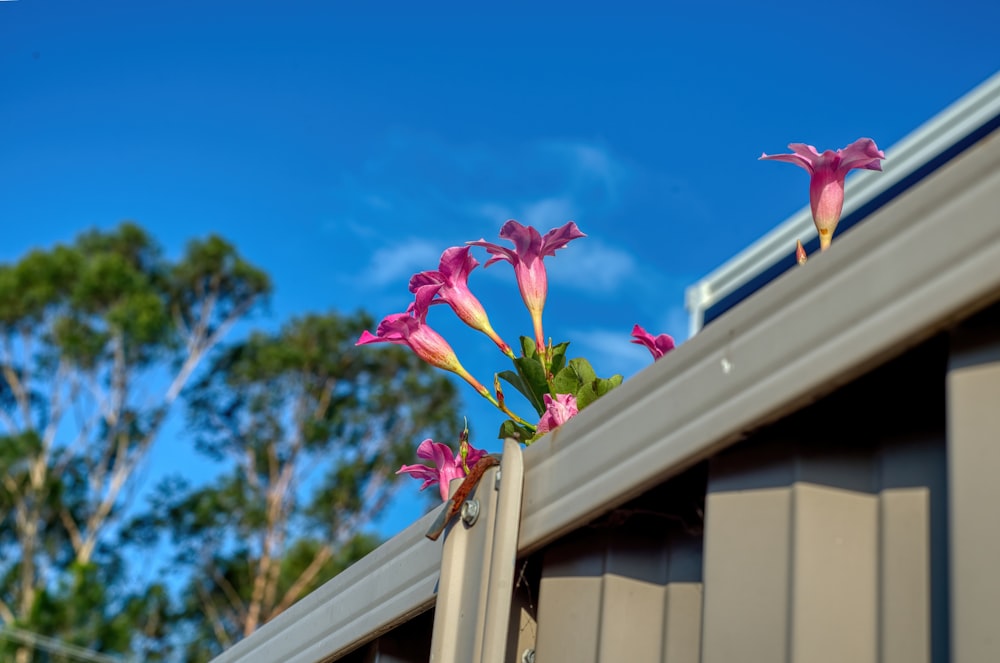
[685,70,1000,336]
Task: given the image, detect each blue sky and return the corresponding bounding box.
[2,0,999,540]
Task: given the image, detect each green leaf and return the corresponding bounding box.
[596,374,624,397]
[568,357,598,384]
[552,357,596,394]
[575,373,623,409]
[548,341,570,375]
[519,335,537,359]
[497,419,533,442]
[511,354,549,415]
[551,368,579,395]
[497,370,530,400]
[576,386,597,409]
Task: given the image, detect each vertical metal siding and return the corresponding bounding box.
[947,317,1000,663]
[534,525,702,663]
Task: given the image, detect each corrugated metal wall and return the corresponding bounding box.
[351,322,997,663]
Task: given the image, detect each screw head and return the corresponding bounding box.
[460,499,480,526]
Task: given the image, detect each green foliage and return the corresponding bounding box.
[169,235,273,336]
[0,222,270,662]
[135,310,461,657]
[496,335,623,442]
[0,560,177,662]
[551,357,623,410]
[0,246,81,327]
[497,418,535,442]
[1,224,458,661]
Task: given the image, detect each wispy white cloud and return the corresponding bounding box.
[548,238,637,295]
[356,238,442,288]
[520,196,576,228]
[465,217,636,296]
[363,194,394,211]
[470,202,515,228]
[655,305,692,344]
[468,196,576,238]
[568,302,690,378]
[540,140,627,202]
[467,141,625,226]
[323,131,706,328]
[565,327,651,378]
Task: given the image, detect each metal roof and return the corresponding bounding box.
[685,69,1000,337]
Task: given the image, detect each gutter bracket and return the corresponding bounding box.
[429,438,525,663]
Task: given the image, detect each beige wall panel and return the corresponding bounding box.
[535,524,704,663]
[534,576,603,662]
[948,327,1000,663]
[880,488,931,663]
[703,483,883,663]
[504,578,537,663]
[534,542,605,663]
[701,488,792,663]
[790,483,878,663]
[661,583,702,663]
[598,530,671,662]
[598,574,667,662]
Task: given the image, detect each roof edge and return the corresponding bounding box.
[685,69,1000,336]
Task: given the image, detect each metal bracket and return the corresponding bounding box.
[429,438,525,663]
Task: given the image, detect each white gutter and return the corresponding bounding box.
[685,69,1000,337]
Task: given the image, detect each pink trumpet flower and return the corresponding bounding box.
[356,286,491,398]
[536,392,579,435]
[397,438,488,502]
[760,138,885,250]
[468,220,586,354]
[409,246,514,358]
[630,324,676,360]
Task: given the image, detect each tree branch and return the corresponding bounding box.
[209,561,248,623]
[58,506,84,555]
[2,335,31,427]
[0,596,16,624]
[197,581,234,650]
[77,424,131,563]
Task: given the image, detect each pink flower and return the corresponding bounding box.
[760,138,885,250]
[795,239,808,265]
[536,393,579,435]
[630,324,675,361]
[409,246,514,358]
[468,220,585,353]
[356,286,491,397]
[397,438,488,502]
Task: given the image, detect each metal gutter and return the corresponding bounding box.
[213,124,1000,662]
[685,69,1000,337]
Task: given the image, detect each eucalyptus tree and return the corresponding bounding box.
[147,311,460,658]
[0,223,270,661]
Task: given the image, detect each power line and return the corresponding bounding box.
[0,625,124,663]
